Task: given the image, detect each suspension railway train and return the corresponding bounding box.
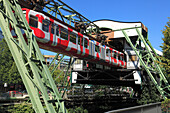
[10,8,163,86]
[11,8,127,68]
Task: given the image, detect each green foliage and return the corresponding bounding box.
[160,17,170,82]
[0,103,34,113]
[0,39,22,84]
[7,103,35,113]
[68,106,88,113]
[137,85,161,105]
[161,99,170,113]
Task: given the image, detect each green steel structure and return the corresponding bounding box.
[121,28,170,99]
[43,0,100,35]
[0,0,67,113]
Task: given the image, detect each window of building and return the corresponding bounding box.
[29,15,38,28]
[60,27,68,40]
[70,32,77,44]
[42,19,50,32]
[84,38,88,48]
[129,55,137,61]
[95,45,100,53]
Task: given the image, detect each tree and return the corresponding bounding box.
[160,18,170,112]
[160,18,170,82]
[137,84,160,105]
[0,39,22,84]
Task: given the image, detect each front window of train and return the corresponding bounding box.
[29,15,38,28]
[129,55,137,61]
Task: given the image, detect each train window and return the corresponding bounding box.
[78,35,81,45]
[114,52,117,58]
[81,38,83,46]
[70,32,77,44]
[129,55,137,61]
[56,25,59,36]
[118,54,121,60]
[51,23,55,34]
[42,19,50,32]
[120,55,123,60]
[51,24,59,36]
[29,15,38,28]
[106,49,110,56]
[95,45,100,52]
[60,27,68,40]
[84,38,88,48]
[112,51,114,57]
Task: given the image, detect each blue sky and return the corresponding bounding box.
[42,0,170,55]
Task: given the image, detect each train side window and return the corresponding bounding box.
[118,54,121,60]
[29,15,38,28]
[120,55,123,60]
[70,32,77,44]
[78,35,81,45]
[95,45,100,53]
[60,27,68,40]
[84,38,88,48]
[81,38,84,46]
[106,49,110,56]
[42,19,50,32]
[56,25,59,36]
[114,52,117,58]
[51,23,55,34]
[51,24,59,36]
[112,51,114,57]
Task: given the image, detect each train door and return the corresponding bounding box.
[51,23,59,46]
[90,40,95,57]
[67,30,77,52]
[77,33,87,56]
[113,51,118,66]
[42,18,50,42]
[100,45,105,61]
[83,36,89,57]
[105,47,111,63]
[94,42,100,60]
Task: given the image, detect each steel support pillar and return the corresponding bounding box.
[122,28,170,99]
[0,0,67,112]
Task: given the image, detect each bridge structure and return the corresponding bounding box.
[0,0,169,113]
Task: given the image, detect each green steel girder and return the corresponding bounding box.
[43,0,100,34]
[122,28,170,99]
[0,0,67,112]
